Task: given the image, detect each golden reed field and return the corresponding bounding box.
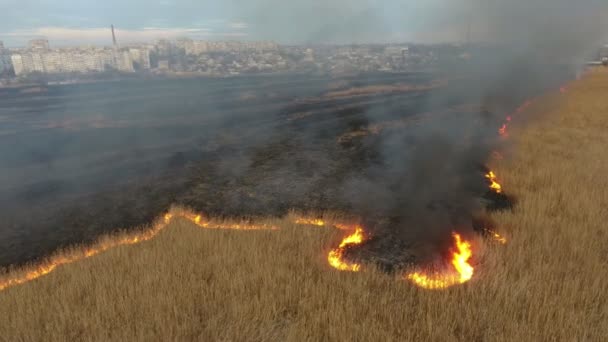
[1,69,608,341]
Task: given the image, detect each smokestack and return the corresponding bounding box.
[111,25,117,48]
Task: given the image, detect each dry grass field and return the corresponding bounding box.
[1,69,608,341]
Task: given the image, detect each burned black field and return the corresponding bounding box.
[0,71,547,268]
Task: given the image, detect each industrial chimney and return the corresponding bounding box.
[111,24,117,48]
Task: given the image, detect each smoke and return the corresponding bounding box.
[225,0,608,263]
[2,0,607,269]
[362,0,606,261]
[232,0,607,49]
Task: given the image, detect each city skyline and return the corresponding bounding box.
[0,34,432,82]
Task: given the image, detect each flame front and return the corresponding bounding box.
[498,124,508,137]
[406,233,474,290]
[327,226,365,272]
[185,213,277,231]
[293,215,355,231]
[0,211,276,292]
[293,217,326,227]
[498,100,533,137]
[485,170,503,194]
[0,212,365,292]
[484,228,507,244]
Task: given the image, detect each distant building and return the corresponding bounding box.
[0,55,12,74]
[28,39,50,52]
[157,60,170,70]
[174,38,191,51]
[180,40,279,56]
[155,39,173,55]
[10,54,25,75]
[0,41,12,74]
[113,50,134,72]
[11,53,44,75]
[10,47,139,75]
[303,48,315,62]
[128,48,151,70]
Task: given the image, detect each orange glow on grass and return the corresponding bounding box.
[293,217,326,227]
[406,233,474,290]
[485,170,503,194]
[327,226,365,272]
[498,123,509,137]
[0,211,276,292]
[484,228,508,244]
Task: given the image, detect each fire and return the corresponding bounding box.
[293,217,326,227]
[485,170,503,194]
[0,208,503,292]
[1,210,367,292]
[499,99,534,137]
[490,232,508,244]
[406,233,474,290]
[498,123,508,137]
[292,215,354,230]
[185,213,277,230]
[327,226,365,272]
[483,228,508,244]
[0,210,276,292]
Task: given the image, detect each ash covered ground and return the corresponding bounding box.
[0,63,574,267]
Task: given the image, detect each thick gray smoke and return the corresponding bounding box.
[228,0,608,263]
[365,0,606,258]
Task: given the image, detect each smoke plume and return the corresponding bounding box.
[226,0,608,263]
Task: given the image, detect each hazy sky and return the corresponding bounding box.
[0,0,468,47]
[0,0,606,47]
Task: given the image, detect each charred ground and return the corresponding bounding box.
[0,66,567,268]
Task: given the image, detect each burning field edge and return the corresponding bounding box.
[1,69,584,293]
[0,164,508,292]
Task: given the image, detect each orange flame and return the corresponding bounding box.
[406,233,474,290]
[327,226,365,272]
[185,213,277,230]
[485,170,503,194]
[292,215,355,230]
[0,211,276,292]
[499,99,534,137]
[293,217,326,227]
[484,228,508,244]
[498,123,508,137]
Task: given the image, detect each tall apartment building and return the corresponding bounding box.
[0,41,12,74]
[10,48,136,75]
[0,55,12,74]
[28,39,50,51]
[11,53,45,74]
[128,48,151,69]
[10,54,24,75]
[114,50,134,72]
[155,39,173,55]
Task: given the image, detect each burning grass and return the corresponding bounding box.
[1,69,608,340]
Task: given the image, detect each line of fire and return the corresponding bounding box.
[0,81,573,293]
